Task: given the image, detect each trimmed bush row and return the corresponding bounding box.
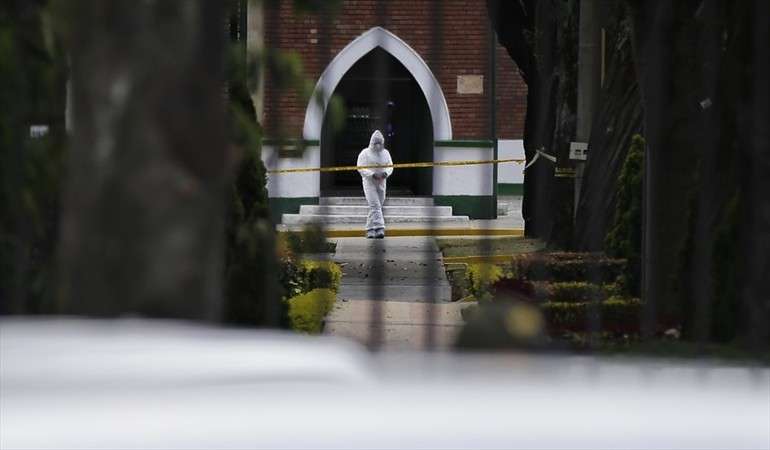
[511,254,626,283]
[450,265,625,303]
[541,298,643,333]
[459,298,645,337]
[489,279,622,304]
[531,252,607,261]
[532,281,622,303]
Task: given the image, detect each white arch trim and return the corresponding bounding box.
[303,26,452,141]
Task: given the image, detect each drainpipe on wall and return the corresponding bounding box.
[489,17,498,218]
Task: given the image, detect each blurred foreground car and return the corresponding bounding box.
[1,318,768,449]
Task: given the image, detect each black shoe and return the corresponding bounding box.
[375,229,385,239]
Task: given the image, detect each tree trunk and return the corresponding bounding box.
[736,0,770,348]
[57,1,228,320]
[488,0,577,244]
[630,0,769,345]
[629,0,703,334]
[575,1,643,252]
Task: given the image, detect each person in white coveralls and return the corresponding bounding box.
[357,130,393,238]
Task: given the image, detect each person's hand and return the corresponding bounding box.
[372,173,381,181]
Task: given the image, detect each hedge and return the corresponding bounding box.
[278,225,337,257]
[465,263,503,301]
[461,297,643,335]
[287,288,336,334]
[280,259,342,300]
[541,297,643,333]
[456,302,549,350]
[511,253,626,283]
[299,260,342,292]
[530,281,622,303]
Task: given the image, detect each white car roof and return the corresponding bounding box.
[2,318,768,449]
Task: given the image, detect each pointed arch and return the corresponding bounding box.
[303,26,452,141]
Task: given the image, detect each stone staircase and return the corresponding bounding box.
[281,197,470,225]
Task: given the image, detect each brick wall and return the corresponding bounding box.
[263,0,527,140]
[496,45,527,138]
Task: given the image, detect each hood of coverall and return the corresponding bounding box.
[369,130,385,151]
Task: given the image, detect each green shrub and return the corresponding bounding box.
[490,278,536,301]
[511,253,625,283]
[605,135,645,296]
[466,263,503,302]
[287,288,336,334]
[709,191,741,341]
[541,297,642,333]
[532,281,618,303]
[282,225,336,255]
[279,259,342,301]
[456,302,548,351]
[299,260,342,292]
[224,147,278,326]
[225,217,282,326]
[223,28,276,326]
[278,257,304,299]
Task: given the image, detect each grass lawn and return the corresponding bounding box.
[436,236,545,258]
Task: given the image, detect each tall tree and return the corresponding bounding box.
[223,0,281,326]
[629,0,769,345]
[56,1,229,320]
[574,1,643,254]
[487,0,578,244]
[0,0,68,314]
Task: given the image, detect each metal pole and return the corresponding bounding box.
[575,0,602,220]
[576,0,603,343]
[489,15,498,217]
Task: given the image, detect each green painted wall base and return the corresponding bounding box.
[498,183,524,195]
[434,195,496,219]
[269,197,318,224]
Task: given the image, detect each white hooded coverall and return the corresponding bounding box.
[357,130,393,231]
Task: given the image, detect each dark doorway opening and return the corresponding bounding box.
[321,47,433,196]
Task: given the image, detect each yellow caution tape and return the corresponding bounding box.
[267,158,526,174]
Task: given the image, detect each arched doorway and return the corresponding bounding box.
[321,47,433,196]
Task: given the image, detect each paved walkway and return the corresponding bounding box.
[324,236,464,351]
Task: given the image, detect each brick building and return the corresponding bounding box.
[248,0,527,220]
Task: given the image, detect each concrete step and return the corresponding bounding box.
[319,196,434,206]
[282,214,470,225]
[497,196,523,216]
[299,205,453,217]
